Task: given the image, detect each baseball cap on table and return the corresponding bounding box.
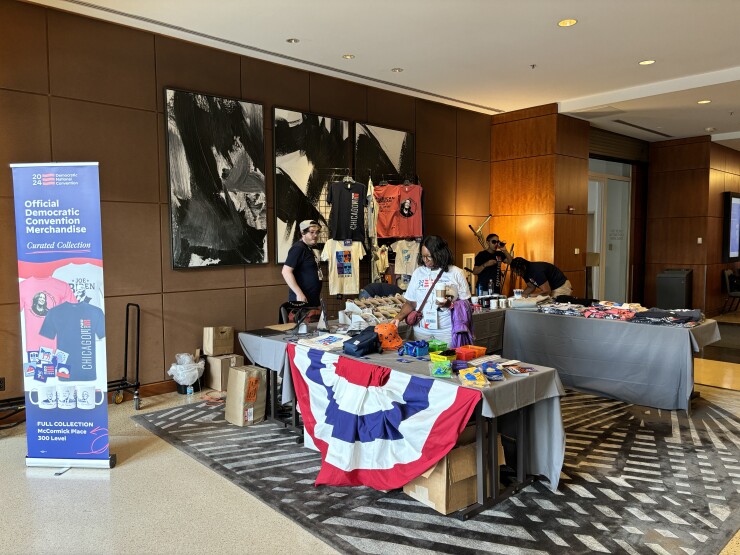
[300,220,321,233]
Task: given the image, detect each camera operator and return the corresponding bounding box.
[473,233,512,295]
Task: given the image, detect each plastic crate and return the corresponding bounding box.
[430,351,457,362]
[455,347,476,361]
[427,339,447,352]
[464,345,487,358]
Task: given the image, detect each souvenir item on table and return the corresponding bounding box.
[343,326,380,357]
[374,323,403,351]
[298,333,351,351]
[430,349,457,362]
[402,340,429,357]
[428,360,452,378]
[458,367,488,388]
[427,339,447,352]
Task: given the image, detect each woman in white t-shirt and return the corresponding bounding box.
[391,235,471,343]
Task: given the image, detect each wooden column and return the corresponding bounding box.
[490,104,589,295]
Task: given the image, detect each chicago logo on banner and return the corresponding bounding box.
[11,162,112,468]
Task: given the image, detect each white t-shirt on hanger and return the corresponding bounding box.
[390,239,420,275]
[321,240,366,295]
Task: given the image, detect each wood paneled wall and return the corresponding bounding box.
[0,0,490,399]
[646,137,740,313]
[491,104,589,295]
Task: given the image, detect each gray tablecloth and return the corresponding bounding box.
[503,311,721,410]
[239,331,565,489]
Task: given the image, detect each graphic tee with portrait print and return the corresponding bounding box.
[18,276,77,351]
[321,240,366,295]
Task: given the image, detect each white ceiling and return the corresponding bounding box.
[28,0,740,151]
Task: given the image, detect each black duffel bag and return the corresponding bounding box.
[343,325,381,357]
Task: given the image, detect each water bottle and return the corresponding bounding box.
[488,279,494,296]
[186,384,194,396]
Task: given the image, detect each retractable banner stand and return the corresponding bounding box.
[11,162,114,468]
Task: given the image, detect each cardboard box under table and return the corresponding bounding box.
[225,365,267,426]
[404,426,505,515]
[206,354,244,391]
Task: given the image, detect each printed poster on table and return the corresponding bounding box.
[11,162,112,468]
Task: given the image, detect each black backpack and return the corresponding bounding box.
[343,325,381,357]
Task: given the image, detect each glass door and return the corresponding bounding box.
[603,178,631,302]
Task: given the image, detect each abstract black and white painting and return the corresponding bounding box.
[274,109,350,263]
[166,89,266,268]
[355,123,415,185]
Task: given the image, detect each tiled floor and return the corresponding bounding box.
[2,383,740,555]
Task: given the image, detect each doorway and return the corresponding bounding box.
[587,160,632,302]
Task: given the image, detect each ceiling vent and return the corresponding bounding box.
[612,119,673,138]
[570,105,625,120]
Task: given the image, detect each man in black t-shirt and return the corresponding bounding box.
[473,233,512,294]
[509,257,572,298]
[282,220,323,306]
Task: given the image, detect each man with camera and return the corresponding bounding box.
[473,233,512,295]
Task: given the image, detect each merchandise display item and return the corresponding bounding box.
[402,340,429,357]
[454,347,476,361]
[430,349,457,362]
[427,339,447,352]
[458,367,488,388]
[429,360,452,378]
[374,323,403,351]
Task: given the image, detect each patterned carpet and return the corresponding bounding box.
[132,391,740,554]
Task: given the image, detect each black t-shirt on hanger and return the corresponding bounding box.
[327,180,366,242]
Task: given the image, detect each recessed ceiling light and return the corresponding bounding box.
[558,19,577,27]
[705,127,717,133]
[391,67,404,73]
[638,59,655,65]
[697,100,712,104]
[286,38,299,44]
[342,54,355,60]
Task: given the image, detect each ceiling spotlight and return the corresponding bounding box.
[558,19,577,27]
[638,59,655,65]
[697,100,712,104]
[286,38,299,44]
[705,127,717,133]
[342,54,355,59]
[391,67,404,73]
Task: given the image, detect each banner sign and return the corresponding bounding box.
[11,162,112,468]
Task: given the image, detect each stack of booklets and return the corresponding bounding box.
[297,333,351,351]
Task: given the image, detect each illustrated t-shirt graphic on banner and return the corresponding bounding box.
[52,262,105,307]
[40,302,106,381]
[390,239,420,276]
[321,239,366,295]
[18,276,77,351]
[327,180,366,242]
[11,162,112,468]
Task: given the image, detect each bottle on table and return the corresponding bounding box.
[488,279,494,296]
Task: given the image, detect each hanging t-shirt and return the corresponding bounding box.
[39,301,106,381]
[327,180,366,242]
[366,178,379,241]
[405,265,471,338]
[397,184,423,238]
[373,184,400,238]
[376,245,390,274]
[18,276,77,352]
[52,262,105,308]
[321,240,366,295]
[390,239,420,275]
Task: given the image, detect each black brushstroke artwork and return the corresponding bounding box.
[355,124,415,185]
[274,109,350,263]
[166,89,266,268]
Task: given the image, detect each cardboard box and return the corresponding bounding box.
[206,354,244,391]
[203,326,234,356]
[225,365,267,427]
[403,426,504,515]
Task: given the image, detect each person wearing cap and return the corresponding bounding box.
[282,220,323,306]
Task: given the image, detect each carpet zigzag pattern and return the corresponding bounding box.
[134,392,740,554]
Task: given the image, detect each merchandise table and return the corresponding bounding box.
[239,330,565,519]
[503,310,720,411]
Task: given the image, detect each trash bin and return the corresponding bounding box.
[656,269,692,309]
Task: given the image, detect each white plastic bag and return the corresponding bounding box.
[167,353,205,386]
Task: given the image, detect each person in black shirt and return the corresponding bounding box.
[509,257,572,298]
[473,234,512,294]
[282,220,323,305]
